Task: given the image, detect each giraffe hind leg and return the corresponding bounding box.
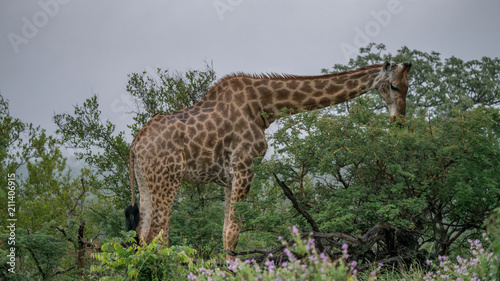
[144,153,186,244]
[135,158,153,243]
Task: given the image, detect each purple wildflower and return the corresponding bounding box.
[265,260,275,273]
[283,248,296,261]
[227,259,239,271]
[306,238,315,251]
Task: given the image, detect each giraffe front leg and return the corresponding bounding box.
[224,169,253,259]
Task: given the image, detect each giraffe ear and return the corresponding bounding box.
[383,61,391,72]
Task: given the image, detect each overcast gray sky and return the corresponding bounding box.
[1,0,500,142]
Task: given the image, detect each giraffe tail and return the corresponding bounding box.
[125,144,140,232]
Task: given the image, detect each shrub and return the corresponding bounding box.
[90,231,196,281]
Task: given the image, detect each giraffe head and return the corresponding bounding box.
[374,61,412,122]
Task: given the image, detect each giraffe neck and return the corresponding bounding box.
[205,64,384,128]
[259,65,383,120]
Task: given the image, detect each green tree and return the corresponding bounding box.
[0,95,94,280]
[126,62,216,134]
[54,95,130,207]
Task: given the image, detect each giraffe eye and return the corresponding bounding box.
[390,83,399,91]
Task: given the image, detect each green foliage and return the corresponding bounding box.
[0,94,98,279]
[91,231,197,280]
[250,99,499,255]
[126,62,216,134]
[486,207,500,280]
[54,95,130,207]
[0,223,76,280]
[169,183,225,258]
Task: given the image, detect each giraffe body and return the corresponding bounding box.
[127,62,412,254]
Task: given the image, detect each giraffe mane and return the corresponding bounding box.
[215,63,384,84]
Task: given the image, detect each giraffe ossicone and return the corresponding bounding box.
[125,61,412,256]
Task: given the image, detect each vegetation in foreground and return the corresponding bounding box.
[90,213,499,280]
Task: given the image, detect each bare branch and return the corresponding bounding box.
[53,266,75,276]
[66,178,87,228]
[50,225,74,242]
[273,173,320,232]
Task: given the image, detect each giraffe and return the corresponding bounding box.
[126,61,412,256]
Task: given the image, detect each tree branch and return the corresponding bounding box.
[273,173,320,232]
[77,220,86,269]
[25,223,46,279]
[53,266,76,276]
[66,178,86,228]
[50,225,74,242]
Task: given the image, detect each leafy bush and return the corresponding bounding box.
[90,231,197,281]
